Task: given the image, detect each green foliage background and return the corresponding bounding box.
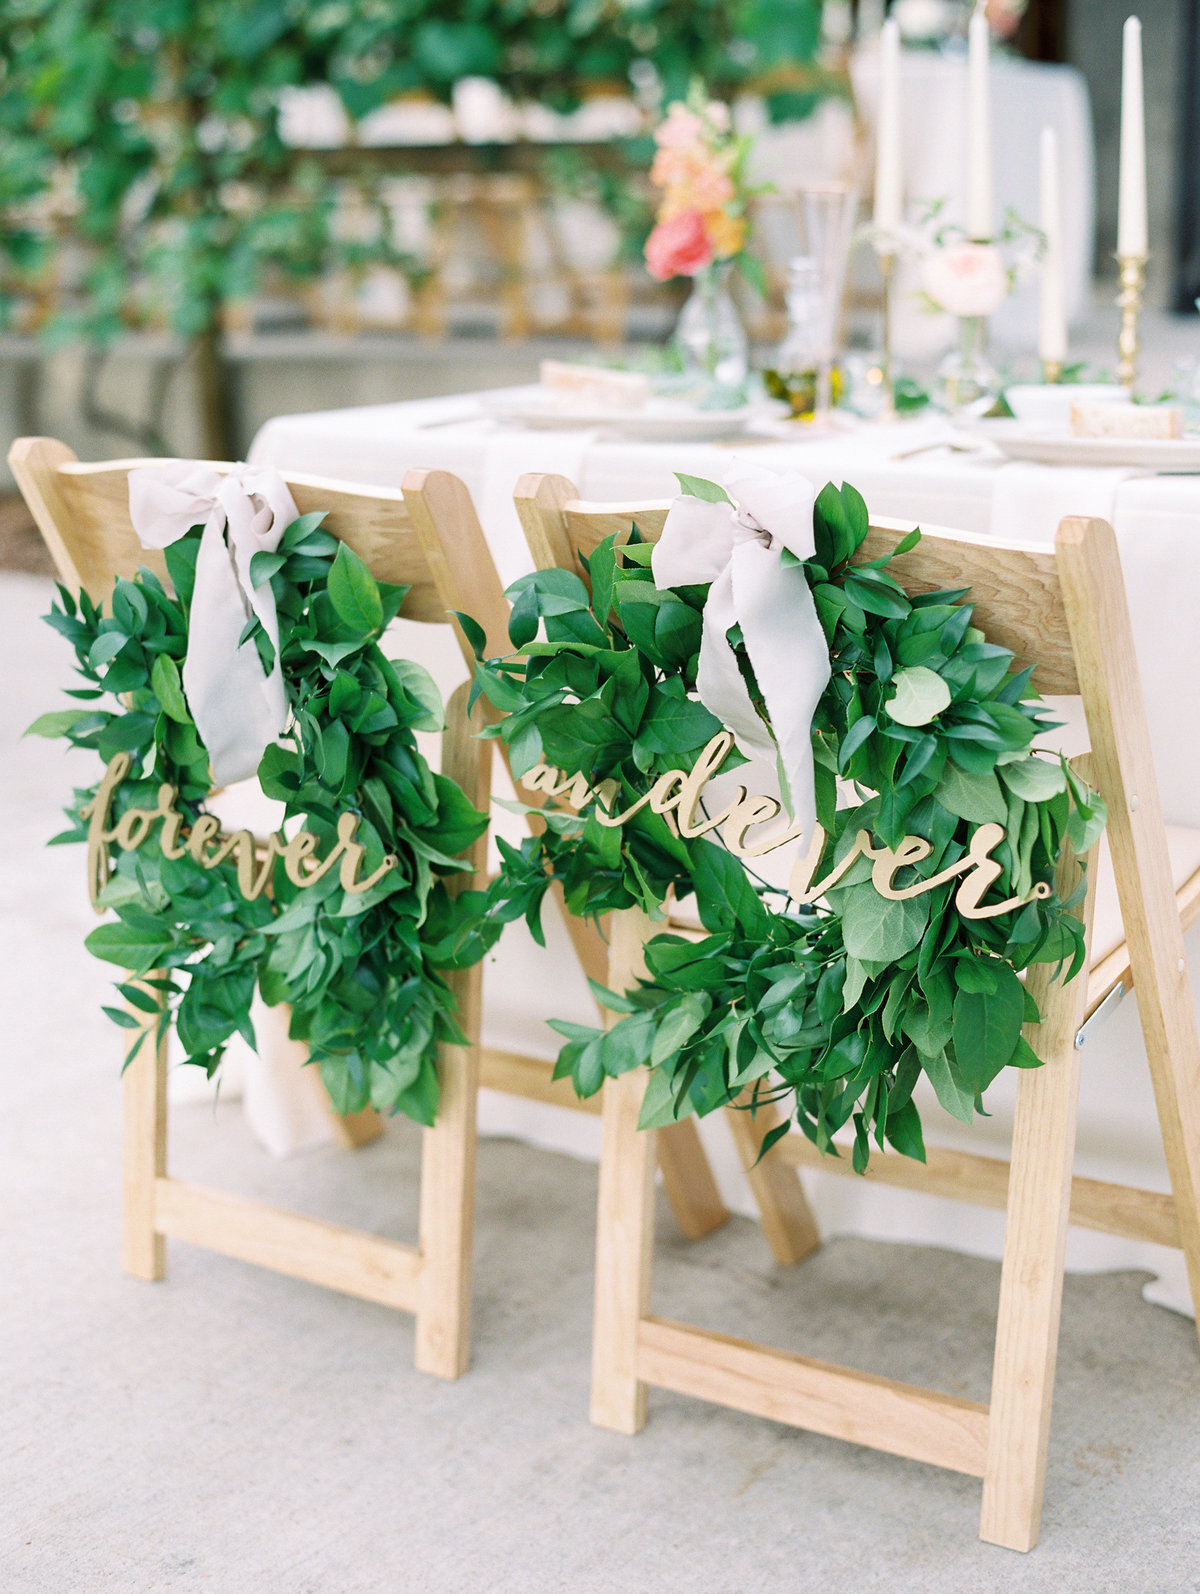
[0,0,825,340]
[472,478,1105,1171]
[30,513,497,1123]
[0,1,413,345]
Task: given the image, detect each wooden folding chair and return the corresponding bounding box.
[3,441,507,1377]
[403,466,822,1261]
[514,473,1200,1551]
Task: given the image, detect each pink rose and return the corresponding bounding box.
[921,242,1009,317]
[645,209,715,281]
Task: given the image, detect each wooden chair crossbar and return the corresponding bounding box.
[514,473,1200,1552]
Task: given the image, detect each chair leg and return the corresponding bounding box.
[122,980,167,1281]
[979,1026,1082,1550]
[414,1007,480,1380]
[591,1065,656,1434]
[658,1119,728,1239]
[980,814,1094,1552]
[726,1094,821,1266]
[550,894,730,1238]
[1058,518,1200,1340]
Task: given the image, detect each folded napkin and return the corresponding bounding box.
[988,461,1139,545]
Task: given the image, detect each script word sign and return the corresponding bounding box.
[521,731,1052,922]
[81,752,398,910]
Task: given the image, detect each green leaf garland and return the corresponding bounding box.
[474,478,1105,1168]
[30,516,498,1123]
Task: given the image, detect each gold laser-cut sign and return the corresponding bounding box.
[521,731,1052,922]
[81,752,398,911]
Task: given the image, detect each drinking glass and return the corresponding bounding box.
[774,183,858,429]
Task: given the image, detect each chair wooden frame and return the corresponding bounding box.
[514,473,1200,1552]
[403,467,819,1264]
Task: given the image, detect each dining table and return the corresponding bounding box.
[245,387,1200,1319]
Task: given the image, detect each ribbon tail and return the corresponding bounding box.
[183,518,285,786]
[695,564,777,765]
[220,474,295,746]
[732,542,830,841]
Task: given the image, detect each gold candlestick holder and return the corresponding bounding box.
[1115,253,1148,390]
[878,248,897,420]
[1041,358,1063,384]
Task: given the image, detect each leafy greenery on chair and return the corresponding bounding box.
[30,512,497,1122]
[469,478,1105,1170]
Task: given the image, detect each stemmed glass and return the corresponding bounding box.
[778,183,859,429]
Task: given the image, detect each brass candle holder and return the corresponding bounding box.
[878,248,897,420]
[1115,253,1148,389]
[1041,359,1063,384]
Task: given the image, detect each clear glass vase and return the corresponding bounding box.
[674,261,749,386]
[938,314,999,412]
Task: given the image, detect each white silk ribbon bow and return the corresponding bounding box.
[651,461,829,838]
[128,462,300,786]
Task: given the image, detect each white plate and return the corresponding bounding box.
[967,418,1200,471]
[479,390,760,441]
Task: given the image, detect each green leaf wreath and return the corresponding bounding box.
[472,478,1106,1171]
[29,514,498,1124]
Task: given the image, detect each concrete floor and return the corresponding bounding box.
[4,563,1200,1591]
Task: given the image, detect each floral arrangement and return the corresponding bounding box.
[643,91,760,284]
[470,472,1104,1171]
[906,201,1044,319]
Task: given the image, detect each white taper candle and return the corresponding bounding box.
[874,18,903,245]
[1038,127,1067,363]
[1117,16,1148,258]
[966,5,993,240]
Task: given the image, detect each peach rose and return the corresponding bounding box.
[645,209,715,281]
[654,104,706,150]
[921,242,1008,317]
[651,148,734,209]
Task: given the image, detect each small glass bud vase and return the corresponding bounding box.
[938,314,999,412]
[674,261,749,385]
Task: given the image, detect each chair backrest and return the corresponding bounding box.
[8,437,455,628]
[513,471,1081,696]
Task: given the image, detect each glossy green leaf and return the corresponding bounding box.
[885,666,952,727]
[150,653,190,724]
[326,542,383,634]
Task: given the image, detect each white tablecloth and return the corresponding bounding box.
[248,395,1200,1317]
